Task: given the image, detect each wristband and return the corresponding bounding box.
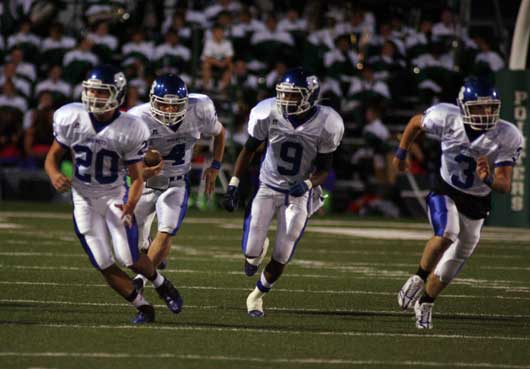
[229,176,240,187]
[395,147,408,160]
[484,175,494,187]
[210,160,221,170]
[304,179,313,190]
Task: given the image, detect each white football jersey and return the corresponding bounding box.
[422,103,523,196]
[53,103,150,197]
[128,93,222,178]
[248,98,344,190]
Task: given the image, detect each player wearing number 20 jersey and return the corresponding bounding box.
[394,77,523,330]
[223,67,344,318]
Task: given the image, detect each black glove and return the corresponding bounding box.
[223,185,239,212]
[289,180,309,197]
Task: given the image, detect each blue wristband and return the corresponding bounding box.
[210,160,221,170]
[484,175,494,187]
[395,147,408,160]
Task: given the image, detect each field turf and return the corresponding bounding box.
[1,201,529,369]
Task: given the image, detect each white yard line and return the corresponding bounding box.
[0,320,529,342]
[2,281,530,302]
[0,352,528,368]
[2,297,530,319]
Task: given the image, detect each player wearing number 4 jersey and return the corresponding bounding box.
[128,74,225,293]
[394,77,523,329]
[223,67,344,317]
[45,65,183,324]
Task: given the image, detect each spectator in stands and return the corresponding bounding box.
[432,8,457,38]
[121,29,154,67]
[41,22,76,69]
[265,61,287,91]
[204,0,241,21]
[473,35,505,73]
[405,19,433,59]
[155,28,191,78]
[62,37,99,84]
[0,61,31,99]
[34,65,72,104]
[324,34,359,82]
[7,47,36,83]
[201,23,234,91]
[367,40,406,81]
[230,59,259,105]
[161,10,192,45]
[123,85,143,111]
[0,81,25,166]
[7,18,40,63]
[367,22,405,58]
[362,104,392,184]
[250,15,294,67]
[23,91,55,167]
[87,21,119,63]
[0,79,27,112]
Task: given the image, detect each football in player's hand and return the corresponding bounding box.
[144,149,162,167]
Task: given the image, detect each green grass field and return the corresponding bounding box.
[1,202,530,369]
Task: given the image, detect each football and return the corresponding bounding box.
[144,148,162,167]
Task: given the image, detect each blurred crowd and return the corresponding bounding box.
[0,0,508,214]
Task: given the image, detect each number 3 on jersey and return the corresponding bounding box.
[451,154,476,189]
[278,141,303,176]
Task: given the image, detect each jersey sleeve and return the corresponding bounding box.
[52,106,73,148]
[421,104,449,139]
[494,124,524,167]
[247,99,272,140]
[122,118,150,164]
[197,96,222,136]
[319,109,344,153]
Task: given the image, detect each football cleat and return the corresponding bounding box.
[414,300,434,329]
[398,275,424,310]
[132,276,145,294]
[132,304,155,324]
[244,238,269,277]
[156,279,183,314]
[246,289,264,318]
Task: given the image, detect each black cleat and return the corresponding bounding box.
[156,279,183,314]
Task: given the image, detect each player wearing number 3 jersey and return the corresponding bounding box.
[223,67,344,317]
[45,65,184,324]
[394,77,523,329]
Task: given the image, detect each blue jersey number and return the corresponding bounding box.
[163,143,186,166]
[73,145,119,184]
[278,141,303,176]
[451,154,476,189]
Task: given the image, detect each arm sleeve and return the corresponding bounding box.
[319,112,344,154]
[123,121,149,164]
[52,109,71,148]
[421,104,446,139]
[494,127,524,167]
[244,136,264,151]
[197,97,222,136]
[314,152,333,171]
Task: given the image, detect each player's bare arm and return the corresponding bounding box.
[44,140,71,192]
[476,157,513,193]
[116,161,145,223]
[203,125,226,195]
[393,114,424,172]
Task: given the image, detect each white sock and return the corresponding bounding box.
[134,274,148,284]
[249,287,266,300]
[150,271,165,288]
[131,292,149,308]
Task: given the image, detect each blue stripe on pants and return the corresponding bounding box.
[427,192,448,237]
[72,215,100,270]
[170,181,190,236]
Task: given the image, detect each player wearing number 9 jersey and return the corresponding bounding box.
[127,74,225,291]
[223,67,344,318]
[393,77,523,329]
[45,65,184,324]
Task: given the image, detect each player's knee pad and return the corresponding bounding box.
[264,258,285,284]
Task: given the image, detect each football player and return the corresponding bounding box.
[223,67,344,317]
[128,74,226,292]
[394,77,523,329]
[44,65,183,324]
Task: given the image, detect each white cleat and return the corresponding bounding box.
[414,300,434,329]
[398,275,424,310]
[246,288,264,318]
